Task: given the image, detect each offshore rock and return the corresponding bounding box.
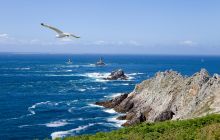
[97,69,220,126]
[104,69,128,80]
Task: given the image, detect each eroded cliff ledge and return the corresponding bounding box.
[96,69,220,126]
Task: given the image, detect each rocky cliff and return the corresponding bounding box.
[96,69,220,126]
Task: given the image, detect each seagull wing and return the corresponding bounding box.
[70,34,80,38]
[41,23,63,34]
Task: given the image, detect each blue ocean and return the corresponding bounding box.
[0,54,220,140]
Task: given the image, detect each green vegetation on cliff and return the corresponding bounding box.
[58,114,220,140]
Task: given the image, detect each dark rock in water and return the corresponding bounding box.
[104,69,128,80]
[117,115,127,120]
[155,111,175,122]
[95,94,128,108]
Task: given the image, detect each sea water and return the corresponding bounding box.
[0,54,220,139]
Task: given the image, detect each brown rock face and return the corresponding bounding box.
[96,69,220,127]
[95,94,128,108]
[154,110,175,122]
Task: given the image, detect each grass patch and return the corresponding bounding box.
[58,114,220,140]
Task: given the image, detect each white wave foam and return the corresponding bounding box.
[81,64,96,67]
[78,88,86,92]
[82,72,136,82]
[103,109,117,114]
[122,83,129,85]
[69,104,104,113]
[66,100,78,106]
[95,79,109,82]
[105,93,122,98]
[83,72,110,82]
[67,107,75,113]
[5,112,36,121]
[77,118,83,121]
[127,72,144,76]
[5,115,26,121]
[18,119,69,128]
[65,70,72,72]
[111,93,122,98]
[62,65,80,68]
[102,87,108,90]
[86,87,99,90]
[88,103,104,108]
[28,101,70,115]
[45,74,76,77]
[51,123,95,139]
[86,72,110,79]
[107,116,127,127]
[127,76,134,80]
[15,67,31,70]
[28,101,51,115]
[18,124,34,128]
[46,120,68,127]
[111,83,133,86]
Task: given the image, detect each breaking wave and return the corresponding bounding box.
[103,109,117,114]
[104,93,123,98]
[45,120,69,128]
[107,116,127,128]
[51,123,96,139]
[28,100,78,115]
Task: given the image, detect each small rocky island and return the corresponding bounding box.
[96,69,220,126]
[104,69,128,80]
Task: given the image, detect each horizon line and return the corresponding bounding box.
[1,52,220,57]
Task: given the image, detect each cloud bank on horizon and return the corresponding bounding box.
[0,0,220,55]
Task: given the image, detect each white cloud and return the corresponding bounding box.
[128,40,141,46]
[0,33,71,45]
[93,40,107,45]
[0,34,142,48]
[0,33,16,44]
[91,40,141,46]
[60,38,74,42]
[180,40,197,46]
[117,41,124,45]
[0,33,9,38]
[0,34,42,45]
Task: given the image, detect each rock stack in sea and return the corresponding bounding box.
[104,69,128,80]
[96,69,220,126]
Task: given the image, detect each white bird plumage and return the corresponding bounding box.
[41,23,80,38]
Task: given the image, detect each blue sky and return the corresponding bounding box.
[0,0,220,55]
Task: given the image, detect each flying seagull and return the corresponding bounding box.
[41,23,80,38]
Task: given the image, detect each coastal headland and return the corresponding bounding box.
[96,69,220,126]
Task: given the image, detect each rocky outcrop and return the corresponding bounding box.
[95,94,128,108]
[104,69,128,80]
[96,69,220,126]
